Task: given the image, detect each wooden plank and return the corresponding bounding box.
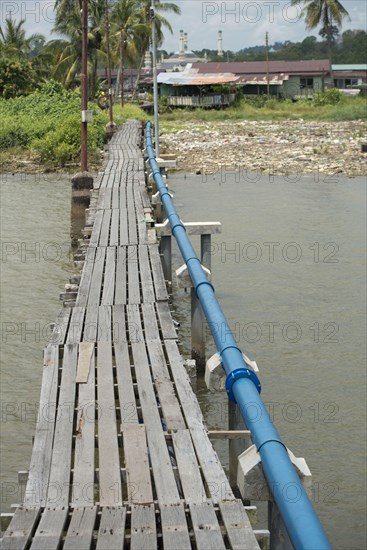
[127,246,140,304]
[218,500,260,550]
[127,188,138,245]
[110,209,119,246]
[126,303,143,343]
[138,247,155,303]
[130,505,156,550]
[164,340,233,503]
[83,304,99,343]
[115,341,138,426]
[112,304,127,344]
[160,503,191,550]
[63,507,97,550]
[111,188,119,209]
[148,245,168,301]
[99,209,112,247]
[72,347,96,507]
[24,346,59,506]
[190,502,226,550]
[75,247,96,307]
[98,305,112,342]
[141,303,159,341]
[30,508,68,550]
[156,302,177,340]
[96,507,126,550]
[115,247,127,305]
[46,344,78,507]
[89,210,104,247]
[145,340,186,431]
[51,308,71,345]
[88,246,106,306]
[66,306,85,344]
[123,424,153,504]
[97,341,122,506]
[129,339,179,505]
[0,508,40,550]
[76,342,94,383]
[172,430,206,504]
[101,247,115,305]
[119,191,129,245]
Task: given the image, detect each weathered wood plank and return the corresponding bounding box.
[51,308,71,345]
[218,500,260,550]
[46,344,78,507]
[127,188,138,245]
[164,340,233,503]
[172,430,206,504]
[101,247,115,305]
[148,245,168,301]
[66,306,85,344]
[99,209,112,247]
[83,304,99,343]
[145,339,186,431]
[97,341,122,505]
[119,191,129,245]
[75,247,96,307]
[110,209,119,246]
[130,505,156,550]
[115,247,127,305]
[89,210,104,247]
[128,339,179,505]
[127,246,140,304]
[114,340,138,426]
[112,304,127,344]
[63,507,97,550]
[160,503,191,550]
[0,507,40,550]
[141,303,159,341]
[138,247,155,303]
[72,347,95,507]
[30,508,68,550]
[98,305,112,342]
[190,502,226,550]
[156,302,177,340]
[96,507,126,550]
[87,246,106,306]
[24,346,59,506]
[76,342,94,383]
[123,424,153,504]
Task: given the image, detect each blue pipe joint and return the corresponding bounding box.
[225,367,261,402]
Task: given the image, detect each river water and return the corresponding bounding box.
[0,171,366,548]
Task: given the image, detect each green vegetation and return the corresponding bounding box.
[160,95,367,125]
[0,82,108,168]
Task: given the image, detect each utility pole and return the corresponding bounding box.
[81,0,89,172]
[71,0,93,245]
[266,32,270,98]
[104,0,116,139]
[150,1,160,158]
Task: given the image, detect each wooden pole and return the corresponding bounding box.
[81,0,88,172]
[104,0,114,130]
[266,32,270,98]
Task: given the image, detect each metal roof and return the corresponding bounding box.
[192,60,330,75]
[158,66,239,86]
[332,64,367,71]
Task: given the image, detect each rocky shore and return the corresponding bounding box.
[160,120,367,177]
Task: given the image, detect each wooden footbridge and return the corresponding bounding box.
[1,121,267,550]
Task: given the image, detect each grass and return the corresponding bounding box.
[159,96,367,123]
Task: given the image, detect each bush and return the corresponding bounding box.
[314,88,345,106]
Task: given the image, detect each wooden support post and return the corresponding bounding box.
[160,235,172,283]
[201,234,211,271]
[191,288,206,371]
[229,401,249,496]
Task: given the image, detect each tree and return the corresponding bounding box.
[0,57,38,97]
[292,0,350,76]
[0,18,45,59]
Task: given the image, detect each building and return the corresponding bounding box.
[332,64,367,95]
[191,60,331,99]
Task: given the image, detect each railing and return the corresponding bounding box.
[167,93,236,107]
[146,121,331,550]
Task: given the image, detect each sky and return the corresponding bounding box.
[1,0,366,53]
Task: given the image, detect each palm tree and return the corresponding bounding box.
[110,0,149,106]
[0,18,45,59]
[292,0,350,82]
[50,0,106,96]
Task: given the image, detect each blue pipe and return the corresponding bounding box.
[146,122,331,550]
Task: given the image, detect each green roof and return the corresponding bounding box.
[332,64,367,71]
